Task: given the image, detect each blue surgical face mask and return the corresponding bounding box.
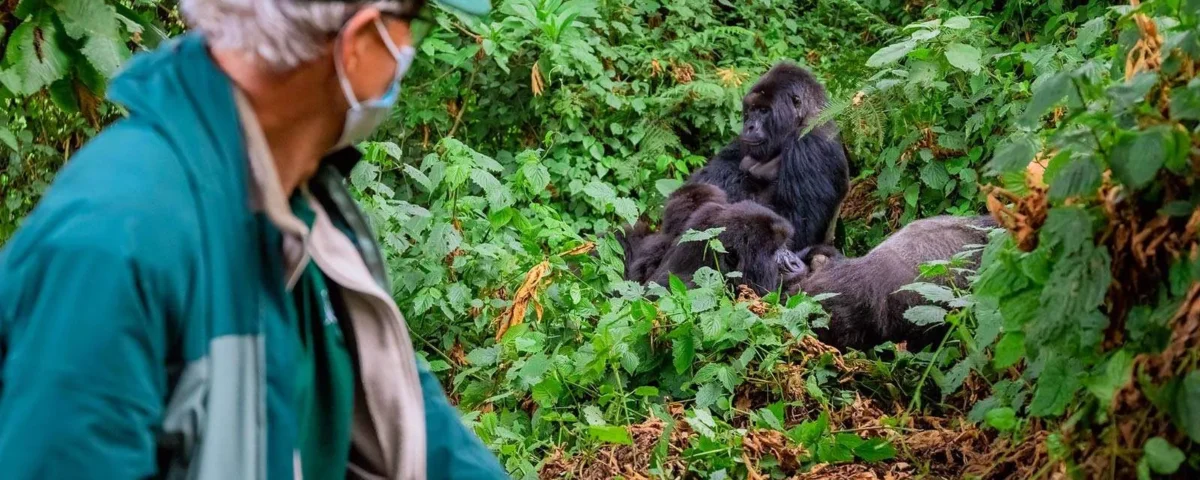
[332,17,415,151]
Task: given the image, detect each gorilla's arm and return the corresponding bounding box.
[686,142,753,203]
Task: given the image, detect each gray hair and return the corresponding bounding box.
[181,0,409,71]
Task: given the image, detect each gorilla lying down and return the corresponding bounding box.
[619,195,997,351]
[783,215,998,351]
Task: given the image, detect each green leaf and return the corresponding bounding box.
[904,183,920,207]
[695,383,722,409]
[1030,354,1082,417]
[1048,157,1101,201]
[465,346,500,367]
[588,425,633,445]
[521,162,551,192]
[0,127,17,152]
[993,332,1025,369]
[897,282,956,303]
[583,180,617,206]
[655,178,683,197]
[1085,349,1134,404]
[469,169,513,210]
[853,438,897,462]
[678,227,724,244]
[517,353,552,385]
[903,305,947,326]
[1172,370,1200,442]
[672,334,695,374]
[787,412,829,446]
[1075,16,1107,53]
[531,375,563,406]
[52,0,127,76]
[1169,78,1200,120]
[944,43,982,74]
[1110,128,1166,191]
[1143,437,1185,474]
[984,407,1018,431]
[634,386,659,397]
[612,197,639,225]
[403,164,434,192]
[668,273,689,296]
[989,135,1038,173]
[1108,72,1158,111]
[920,162,950,190]
[583,405,606,426]
[943,16,971,30]
[48,79,79,114]
[5,17,72,95]
[866,40,916,68]
[1022,72,1071,125]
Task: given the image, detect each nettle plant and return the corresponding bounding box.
[969,1,1200,476]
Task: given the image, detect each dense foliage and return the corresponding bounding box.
[3,0,1199,478]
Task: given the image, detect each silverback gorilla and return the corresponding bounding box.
[784,215,998,351]
[687,62,849,251]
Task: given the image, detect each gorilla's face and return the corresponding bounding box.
[740,87,795,160]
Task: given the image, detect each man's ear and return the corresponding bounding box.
[339,7,384,72]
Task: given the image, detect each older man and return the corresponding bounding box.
[0,1,505,479]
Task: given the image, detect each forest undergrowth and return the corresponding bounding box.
[2,0,1199,478]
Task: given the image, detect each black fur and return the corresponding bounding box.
[786,215,998,351]
[687,62,850,251]
[617,184,728,283]
[648,200,795,295]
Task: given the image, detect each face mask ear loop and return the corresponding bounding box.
[373,17,416,81]
[333,30,363,110]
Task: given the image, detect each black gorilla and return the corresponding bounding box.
[784,215,998,351]
[616,184,729,283]
[688,62,850,251]
[647,199,796,295]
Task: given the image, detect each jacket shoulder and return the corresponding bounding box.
[7,119,202,272]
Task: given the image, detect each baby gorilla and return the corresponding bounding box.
[648,199,796,295]
[785,215,997,351]
[617,184,729,283]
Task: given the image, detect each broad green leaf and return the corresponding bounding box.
[517,353,552,385]
[588,425,633,445]
[426,360,451,372]
[1022,72,1071,125]
[583,405,606,426]
[465,346,500,367]
[1048,157,1101,201]
[866,40,916,68]
[1172,370,1200,442]
[904,183,920,207]
[634,386,659,397]
[1085,349,1133,404]
[655,178,683,197]
[5,17,72,95]
[531,375,563,406]
[984,407,1018,431]
[853,438,897,462]
[469,169,513,210]
[1169,78,1200,120]
[787,412,828,446]
[1143,437,1185,474]
[668,273,688,297]
[402,164,434,191]
[919,162,949,190]
[583,180,617,205]
[521,162,551,192]
[911,29,940,41]
[1030,354,1081,417]
[0,127,17,152]
[1110,128,1166,191]
[989,135,1038,173]
[943,16,971,30]
[1108,72,1158,111]
[612,197,639,225]
[672,334,695,374]
[48,79,79,114]
[1076,17,1107,53]
[903,305,947,326]
[678,227,724,244]
[993,332,1025,369]
[944,43,982,74]
[897,282,956,303]
[695,382,722,409]
[52,0,127,76]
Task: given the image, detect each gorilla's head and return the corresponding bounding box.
[739,62,829,160]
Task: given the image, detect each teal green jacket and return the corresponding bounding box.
[0,33,506,480]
